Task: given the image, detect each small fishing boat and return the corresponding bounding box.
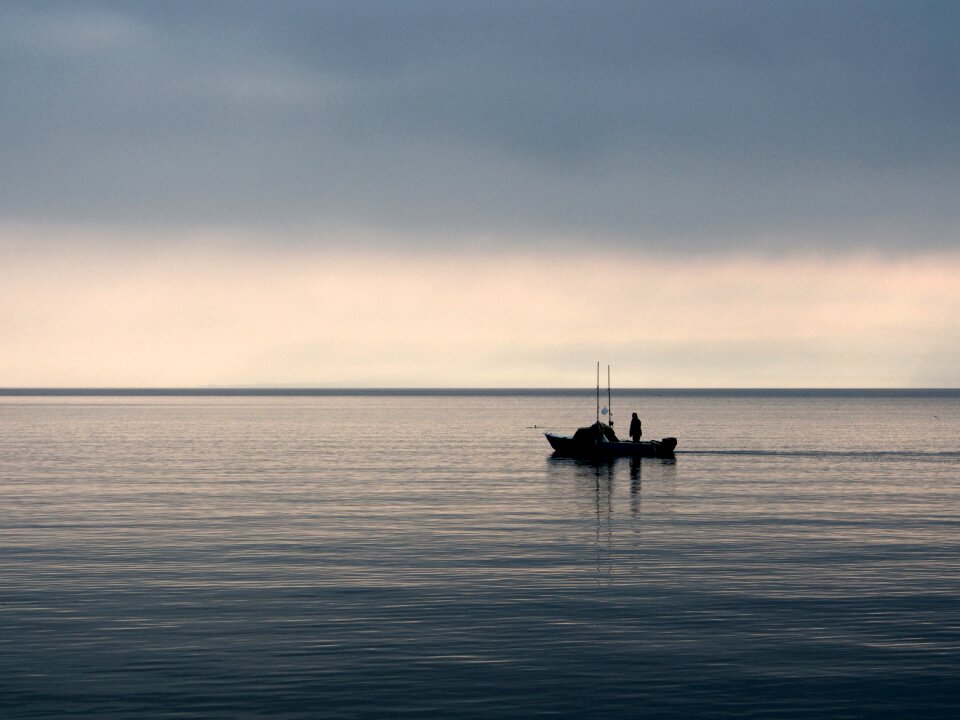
[544,364,677,459]
[545,424,677,458]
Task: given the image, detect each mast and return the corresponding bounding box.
[596,361,600,424]
[607,365,613,428]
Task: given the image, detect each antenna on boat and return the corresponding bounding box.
[607,365,613,428]
[596,361,600,425]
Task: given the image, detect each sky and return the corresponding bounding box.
[1,0,959,388]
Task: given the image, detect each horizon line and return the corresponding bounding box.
[2,387,958,397]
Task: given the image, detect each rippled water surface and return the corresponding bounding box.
[2,392,959,718]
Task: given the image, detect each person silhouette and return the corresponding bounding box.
[629,412,642,443]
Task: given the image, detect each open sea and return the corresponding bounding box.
[1,390,958,719]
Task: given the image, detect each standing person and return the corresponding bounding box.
[629,412,642,443]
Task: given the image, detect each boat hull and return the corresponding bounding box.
[545,433,677,459]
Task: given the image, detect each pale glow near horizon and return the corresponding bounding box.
[2,230,958,388]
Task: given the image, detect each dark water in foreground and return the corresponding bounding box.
[1,391,959,718]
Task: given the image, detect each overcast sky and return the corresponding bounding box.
[2,1,959,387]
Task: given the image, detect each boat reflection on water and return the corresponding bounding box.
[548,454,676,513]
[546,454,677,583]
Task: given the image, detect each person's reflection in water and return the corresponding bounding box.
[630,456,642,516]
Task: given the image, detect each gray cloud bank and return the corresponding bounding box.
[2,0,958,251]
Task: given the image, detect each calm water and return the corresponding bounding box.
[1,391,958,719]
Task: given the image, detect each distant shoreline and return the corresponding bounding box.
[2,388,958,398]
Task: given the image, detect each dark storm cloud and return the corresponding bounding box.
[2,0,958,250]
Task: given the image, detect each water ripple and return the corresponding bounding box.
[1,394,959,718]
